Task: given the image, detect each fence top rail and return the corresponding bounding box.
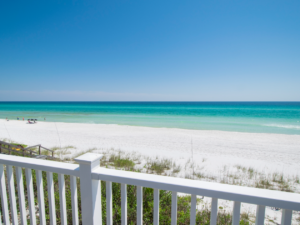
[23,144,41,150]
[92,167,300,211]
[40,146,54,152]
[0,154,79,176]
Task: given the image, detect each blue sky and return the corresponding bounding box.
[0,0,299,101]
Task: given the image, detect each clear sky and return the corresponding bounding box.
[0,0,299,101]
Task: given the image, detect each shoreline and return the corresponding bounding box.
[2,117,300,136]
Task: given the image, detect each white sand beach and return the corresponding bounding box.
[1,119,299,176]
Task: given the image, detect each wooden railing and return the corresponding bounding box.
[0,141,54,159]
[0,153,299,225]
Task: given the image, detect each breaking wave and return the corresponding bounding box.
[263,124,300,130]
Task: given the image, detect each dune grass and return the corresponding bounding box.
[108,153,135,170]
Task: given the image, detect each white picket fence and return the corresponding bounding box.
[0,153,299,225]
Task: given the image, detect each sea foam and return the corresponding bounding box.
[264,124,300,130]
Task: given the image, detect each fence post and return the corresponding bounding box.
[39,145,41,155]
[75,153,103,225]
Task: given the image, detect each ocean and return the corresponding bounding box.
[0,102,299,135]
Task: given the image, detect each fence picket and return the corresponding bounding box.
[0,164,9,225]
[137,186,143,225]
[232,201,241,225]
[47,172,56,225]
[7,165,18,225]
[36,170,46,225]
[106,181,112,225]
[0,204,2,225]
[70,176,79,225]
[58,174,67,225]
[16,167,27,225]
[171,191,177,225]
[210,198,218,225]
[121,183,127,225]
[25,168,36,225]
[281,209,292,225]
[190,194,197,225]
[255,205,265,225]
[154,188,159,225]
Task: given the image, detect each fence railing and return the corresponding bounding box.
[0,153,299,225]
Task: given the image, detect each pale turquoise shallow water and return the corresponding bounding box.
[0,102,299,135]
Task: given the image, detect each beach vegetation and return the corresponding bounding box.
[10,142,27,148]
[64,145,76,149]
[194,171,205,179]
[295,175,300,184]
[129,151,142,162]
[279,183,293,193]
[145,158,172,175]
[228,173,239,180]
[255,179,273,190]
[41,149,51,156]
[50,146,61,151]
[109,153,135,170]
[184,173,193,179]
[95,148,300,195]
[240,212,251,225]
[172,163,181,173]
[55,149,72,158]
[49,146,78,159]
[248,167,255,179]
[235,165,242,170]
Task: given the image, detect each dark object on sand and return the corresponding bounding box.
[28,119,38,124]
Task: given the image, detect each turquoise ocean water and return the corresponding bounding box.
[0,102,299,135]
